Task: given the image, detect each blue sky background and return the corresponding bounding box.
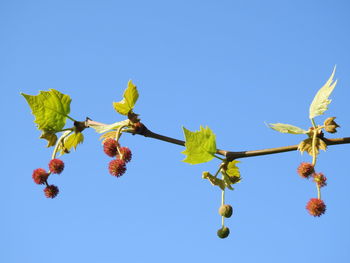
[2,0,350,262]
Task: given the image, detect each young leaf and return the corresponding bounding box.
[113,80,139,115]
[40,131,58,147]
[89,120,130,133]
[226,160,241,183]
[298,137,327,156]
[182,126,217,164]
[64,132,84,151]
[202,172,225,190]
[21,89,71,132]
[100,131,117,143]
[309,66,337,119]
[268,123,307,134]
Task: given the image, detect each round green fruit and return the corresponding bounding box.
[217,226,230,239]
[219,204,233,218]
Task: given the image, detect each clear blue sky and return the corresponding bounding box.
[2,1,350,262]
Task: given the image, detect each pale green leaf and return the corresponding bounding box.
[113,80,139,115]
[309,66,337,119]
[21,89,71,132]
[63,132,84,152]
[99,131,117,143]
[89,120,130,133]
[181,126,216,164]
[39,131,58,147]
[298,138,327,156]
[268,123,307,134]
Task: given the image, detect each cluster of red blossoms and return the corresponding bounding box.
[103,138,132,177]
[297,162,327,217]
[32,158,64,198]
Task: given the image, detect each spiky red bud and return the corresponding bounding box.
[118,147,132,163]
[306,198,326,217]
[49,159,64,174]
[103,138,119,157]
[44,185,59,198]
[108,159,126,177]
[313,173,327,188]
[32,168,49,185]
[297,162,315,178]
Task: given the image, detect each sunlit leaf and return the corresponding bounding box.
[113,80,139,115]
[21,89,71,132]
[268,123,307,134]
[39,131,58,147]
[226,160,241,183]
[182,126,217,164]
[64,132,84,151]
[309,66,337,119]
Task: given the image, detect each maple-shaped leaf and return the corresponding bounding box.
[21,89,71,132]
[182,126,216,164]
[113,80,139,115]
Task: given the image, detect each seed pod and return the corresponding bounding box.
[217,226,230,239]
[219,204,233,218]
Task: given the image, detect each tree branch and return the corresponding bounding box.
[85,118,350,161]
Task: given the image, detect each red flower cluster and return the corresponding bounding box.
[103,138,120,157]
[32,158,65,198]
[109,159,127,177]
[297,162,314,178]
[297,162,328,216]
[306,198,326,217]
[118,147,132,163]
[32,168,49,185]
[49,159,65,174]
[44,185,59,198]
[103,138,132,178]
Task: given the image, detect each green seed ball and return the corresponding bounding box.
[219,204,233,218]
[217,226,230,239]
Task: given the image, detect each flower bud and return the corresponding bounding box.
[313,173,327,188]
[324,117,340,133]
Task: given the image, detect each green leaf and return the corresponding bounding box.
[89,120,130,133]
[21,89,71,132]
[113,80,139,115]
[182,126,217,164]
[268,123,308,134]
[63,132,84,152]
[309,66,337,119]
[39,131,58,147]
[226,160,241,180]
